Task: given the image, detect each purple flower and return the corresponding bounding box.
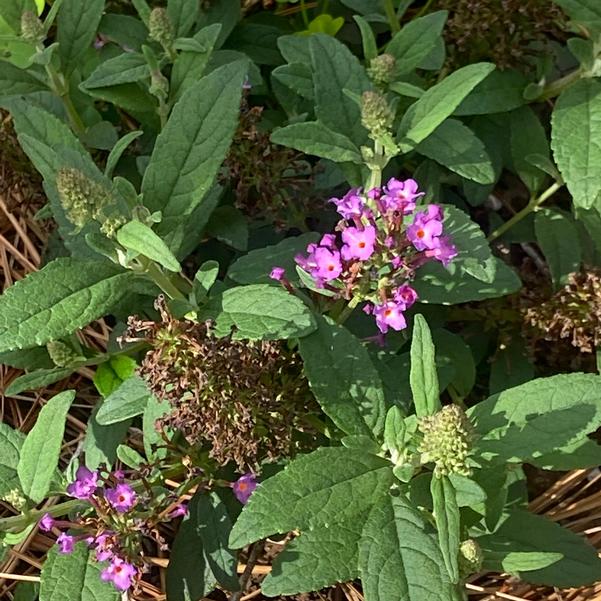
[101,557,137,591]
[373,301,407,333]
[90,533,114,562]
[233,473,257,504]
[57,533,75,554]
[367,187,382,200]
[312,247,342,281]
[66,466,98,500]
[426,236,458,266]
[39,513,55,532]
[341,225,376,261]
[319,233,337,249]
[406,209,443,251]
[394,284,418,310]
[330,188,365,219]
[113,470,125,481]
[381,178,423,213]
[269,266,285,281]
[105,484,137,513]
[168,502,189,518]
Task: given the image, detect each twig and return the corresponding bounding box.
[230,542,264,601]
[0,572,40,582]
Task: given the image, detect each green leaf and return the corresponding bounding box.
[535,208,581,288]
[353,16,377,62]
[431,329,475,397]
[530,437,601,470]
[116,444,145,468]
[262,518,363,596]
[383,406,406,454]
[489,337,534,395]
[470,373,601,460]
[272,63,314,99]
[57,0,105,77]
[141,60,246,247]
[105,130,143,178]
[193,260,219,303]
[448,473,487,507]
[310,34,371,145]
[416,119,495,184]
[0,423,25,496]
[509,106,549,193]
[415,255,521,304]
[93,355,137,398]
[359,494,454,601]
[229,447,393,549]
[227,233,319,286]
[478,509,601,587]
[271,122,362,164]
[167,0,198,37]
[96,375,154,425]
[117,221,181,272]
[299,315,387,438]
[0,61,47,97]
[554,0,601,30]
[0,0,37,31]
[170,24,222,103]
[205,205,248,251]
[82,52,149,88]
[410,315,441,417]
[0,258,136,353]
[40,542,118,601]
[167,490,237,600]
[18,390,74,503]
[430,476,460,583]
[386,11,448,76]
[83,408,131,470]
[143,394,170,459]
[398,63,495,149]
[216,284,316,341]
[454,70,528,115]
[5,367,74,396]
[552,79,601,210]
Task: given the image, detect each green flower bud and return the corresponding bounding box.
[418,405,475,477]
[148,7,174,49]
[2,489,27,512]
[47,341,79,368]
[459,539,483,578]
[367,54,396,86]
[361,90,394,139]
[100,214,127,238]
[56,167,110,229]
[21,10,44,44]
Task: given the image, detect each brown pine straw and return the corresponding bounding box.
[1,162,601,600]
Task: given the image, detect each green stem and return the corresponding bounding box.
[537,68,582,102]
[383,0,400,33]
[367,140,384,191]
[336,295,361,325]
[415,0,435,18]
[300,0,310,27]
[145,262,188,301]
[488,181,563,242]
[44,62,85,136]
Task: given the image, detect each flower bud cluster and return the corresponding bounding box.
[55,167,122,234]
[20,10,44,44]
[148,8,174,49]
[459,539,484,577]
[418,405,475,476]
[289,178,457,333]
[367,54,397,87]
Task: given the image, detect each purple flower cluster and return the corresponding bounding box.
[279,178,457,333]
[42,465,185,592]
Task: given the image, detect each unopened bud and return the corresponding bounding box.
[459,539,483,577]
[367,54,396,86]
[148,7,174,49]
[361,91,394,139]
[56,168,110,229]
[2,489,27,511]
[47,341,80,368]
[418,405,475,476]
[21,10,44,44]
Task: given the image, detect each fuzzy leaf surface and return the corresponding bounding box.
[0,259,136,353]
[229,447,392,548]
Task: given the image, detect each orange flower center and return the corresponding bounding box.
[417,229,425,239]
[358,241,366,248]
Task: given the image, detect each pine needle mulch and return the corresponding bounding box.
[0,136,600,601]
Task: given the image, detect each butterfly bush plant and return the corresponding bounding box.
[1,1,601,600]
